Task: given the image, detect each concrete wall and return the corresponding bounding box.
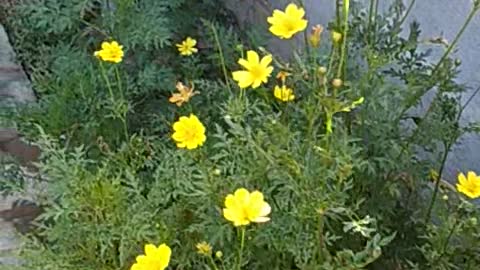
[227,0,480,180]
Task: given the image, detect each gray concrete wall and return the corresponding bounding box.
[228,0,480,180]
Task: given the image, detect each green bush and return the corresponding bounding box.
[2,0,480,269]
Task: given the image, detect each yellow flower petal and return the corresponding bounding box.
[222,188,271,227]
[267,3,308,39]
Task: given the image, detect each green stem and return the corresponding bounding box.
[336,0,350,79]
[440,219,459,256]
[326,46,337,85]
[237,227,246,270]
[431,6,477,75]
[395,0,416,32]
[115,66,129,140]
[99,62,115,102]
[367,0,376,44]
[115,66,124,99]
[208,256,220,270]
[209,22,232,93]
[424,141,452,223]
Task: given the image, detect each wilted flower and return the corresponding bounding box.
[274,85,295,102]
[176,37,198,56]
[130,244,171,270]
[169,82,199,106]
[94,41,124,63]
[267,3,308,39]
[456,171,480,199]
[223,188,271,227]
[172,114,206,150]
[276,71,291,82]
[196,241,212,256]
[232,50,273,89]
[308,24,324,47]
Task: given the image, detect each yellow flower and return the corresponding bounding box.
[172,114,206,150]
[169,82,199,107]
[273,85,295,102]
[232,50,273,89]
[223,188,271,227]
[308,24,324,48]
[94,41,124,63]
[267,3,308,39]
[130,243,171,270]
[196,241,212,256]
[176,37,198,56]
[456,171,480,199]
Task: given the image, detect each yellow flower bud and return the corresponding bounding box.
[215,251,223,259]
[332,78,343,88]
[213,168,221,176]
[442,195,448,201]
[332,31,342,44]
[317,66,327,76]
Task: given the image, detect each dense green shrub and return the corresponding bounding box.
[1,0,480,269]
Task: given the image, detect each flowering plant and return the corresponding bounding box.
[2,0,480,269]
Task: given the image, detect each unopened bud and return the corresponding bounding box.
[215,251,223,259]
[332,31,342,44]
[332,78,343,88]
[318,66,327,75]
[470,217,478,226]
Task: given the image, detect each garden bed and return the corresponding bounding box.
[0,0,480,269]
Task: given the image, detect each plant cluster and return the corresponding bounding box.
[1,0,480,269]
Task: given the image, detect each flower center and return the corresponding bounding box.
[283,19,296,32]
[183,127,198,140]
[250,65,264,79]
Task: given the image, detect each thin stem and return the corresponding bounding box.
[424,141,452,223]
[299,0,311,59]
[440,219,460,255]
[115,66,124,99]
[237,227,246,270]
[336,0,350,79]
[209,22,232,93]
[208,256,220,270]
[326,46,337,82]
[396,0,416,32]
[367,0,376,44]
[115,66,129,140]
[431,6,478,75]
[99,62,115,102]
[336,0,341,26]
[458,85,480,121]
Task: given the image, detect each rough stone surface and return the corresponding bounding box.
[227,0,480,181]
[0,23,36,267]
